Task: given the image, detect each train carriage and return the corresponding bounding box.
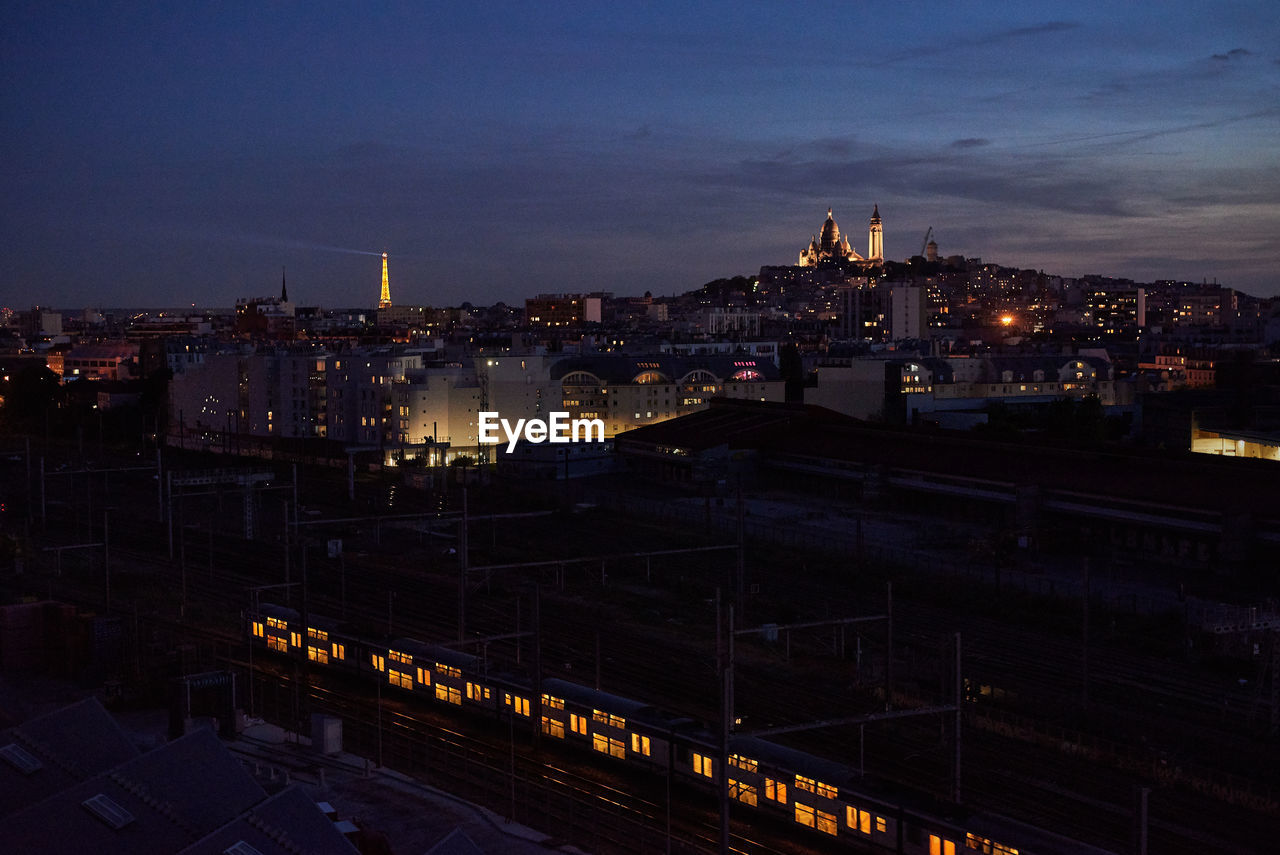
[539,677,677,770]
[249,604,299,655]
[372,638,482,710]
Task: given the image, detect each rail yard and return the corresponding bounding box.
[0,444,1276,854]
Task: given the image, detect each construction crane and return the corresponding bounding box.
[920,226,934,258]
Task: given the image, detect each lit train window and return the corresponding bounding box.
[630,734,651,756]
[930,836,957,855]
[307,646,329,665]
[877,817,886,833]
[592,710,626,728]
[388,650,411,665]
[505,694,530,716]
[415,667,430,685]
[728,754,757,772]
[289,631,301,648]
[542,694,565,710]
[266,617,286,629]
[592,734,625,758]
[542,717,565,738]
[692,753,713,778]
[371,654,385,672]
[307,627,328,641]
[569,713,588,735]
[765,778,787,803]
[388,669,412,689]
[251,621,264,638]
[435,663,461,679]
[816,809,838,836]
[795,803,815,828]
[332,643,345,660]
[467,683,491,702]
[435,684,461,705]
[847,807,871,834]
[267,636,287,652]
[729,779,757,806]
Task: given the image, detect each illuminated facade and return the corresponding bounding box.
[550,355,785,439]
[798,206,884,267]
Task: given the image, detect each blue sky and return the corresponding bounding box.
[3,2,1278,308]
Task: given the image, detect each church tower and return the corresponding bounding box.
[378,252,391,309]
[868,204,883,261]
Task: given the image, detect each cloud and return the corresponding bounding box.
[950,138,991,149]
[995,21,1081,40]
[1211,48,1252,61]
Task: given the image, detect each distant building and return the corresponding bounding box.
[548,354,785,439]
[524,293,609,327]
[61,341,138,382]
[798,206,884,267]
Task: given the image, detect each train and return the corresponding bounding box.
[248,602,1114,855]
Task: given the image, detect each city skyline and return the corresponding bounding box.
[3,2,1279,309]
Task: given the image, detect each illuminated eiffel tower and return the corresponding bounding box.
[378,252,391,309]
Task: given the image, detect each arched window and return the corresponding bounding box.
[730,369,763,382]
[562,371,604,387]
[632,371,670,385]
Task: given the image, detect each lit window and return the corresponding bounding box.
[307,627,328,641]
[416,666,431,685]
[505,694,530,716]
[729,779,757,806]
[267,636,287,652]
[631,733,651,756]
[795,802,815,828]
[765,777,787,803]
[252,621,264,638]
[542,716,565,738]
[592,710,625,728]
[370,654,385,672]
[307,646,329,665]
[435,684,461,705]
[542,694,564,710]
[331,642,345,660]
[930,836,958,855]
[388,649,412,664]
[467,682,491,702]
[729,754,757,772]
[388,669,412,689]
[877,817,887,833]
[592,734,625,758]
[569,713,588,735]
[436,663,461,679]
[692,753,713,778]
[289,631,301,648]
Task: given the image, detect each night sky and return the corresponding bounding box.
[3,2,1278,310]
